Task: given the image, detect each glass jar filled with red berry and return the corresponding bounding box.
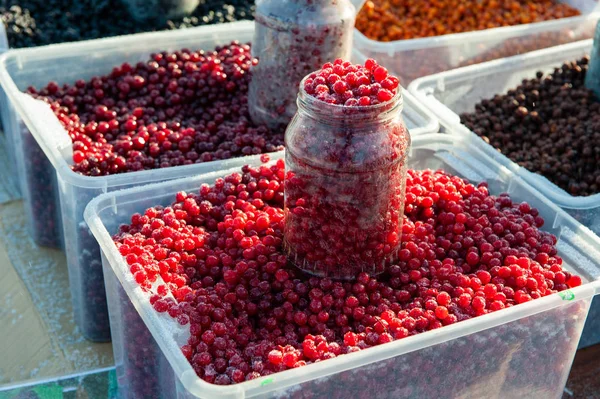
[249,0,356,129]
[284,59,410,280]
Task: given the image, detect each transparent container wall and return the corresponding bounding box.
[354,0,599,85]
[581,298,600,348]
[16,117,63,248]
[254,300,589,399]
[92,135,600,399]
[103,255,177,398]
[0,24,13,191]
[63,184,111,341]
[0,86,20,194]
[562,205,600,237]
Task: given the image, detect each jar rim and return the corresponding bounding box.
[297,74,404,116]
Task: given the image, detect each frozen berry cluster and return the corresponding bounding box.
[287,57,408,279]
[26,41,285,177]
[113,157,582,386]
[303,58,400,106]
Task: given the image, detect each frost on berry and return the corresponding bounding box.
[112,159,585,389]
[26,42,285,178]
[302,58,400,107]
[285,58,408,279]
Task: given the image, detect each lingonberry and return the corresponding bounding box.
[112,159,583,388]
[303,59,399,106]
[286,59,408,279]
[26,42,285,178]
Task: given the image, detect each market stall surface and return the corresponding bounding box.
[0,137,113,387]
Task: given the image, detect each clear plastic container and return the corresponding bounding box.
[284,82,409,279]
[354,0,600,85]
[0,22,17,193]
[85,134,600,399]
[0,21,438,342]
[408,39,600,348]
[248,0,356,128]
[584,21,600,97]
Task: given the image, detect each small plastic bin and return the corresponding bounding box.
[0,21,438,341]
[85,134,600,399]
[354,0,600,85]
[408,39,600,348]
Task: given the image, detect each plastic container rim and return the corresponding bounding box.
[85,133,600,399]
[408,39,600,210]
[353,4,600,52]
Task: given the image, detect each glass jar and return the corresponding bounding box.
[248,0,356,129]
[284,80,410,280]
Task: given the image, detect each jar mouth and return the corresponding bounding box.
[297,74,404,119]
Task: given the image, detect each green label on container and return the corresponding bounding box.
[108,369,118,399]
[260,378,274,386]
[558,290,575,301]
[0,384,63,399]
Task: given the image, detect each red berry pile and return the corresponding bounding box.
[303,58,400,106]
[113,157,582,386]
[26,42,285,177]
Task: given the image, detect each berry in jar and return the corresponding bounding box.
[284,58,409,279]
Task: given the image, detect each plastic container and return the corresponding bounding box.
[284,80,409,279]
[408,39,600,348]
[0,21,438,342]
[0,22,17,192]
[86,133,600,399]
[584,21,600,97]
[248,0,356,128]
[354,0,600,85]
[120,0,200,23]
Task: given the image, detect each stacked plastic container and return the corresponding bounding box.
[408,39,600,347]
[85,134,600,399]
[354,0,600,85]
[0,20,438,341]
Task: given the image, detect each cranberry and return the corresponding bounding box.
[285,58,407,279]
[23,41,287,341]
[302,58,399,107]
[26,42,285,178]
[112,158,583,389]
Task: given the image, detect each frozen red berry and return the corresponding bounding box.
[303,58,400,106]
